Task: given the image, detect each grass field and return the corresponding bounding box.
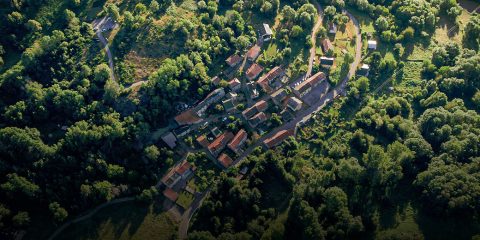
[327,19,357,85]
[55,201,178,240]
[176,191,194,209]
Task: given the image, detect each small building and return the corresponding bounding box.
[196,135,210,148]
[247,45,261,62]
[161,132,177,149]
[208,132,235,156]
[242,100,269,119]
[261,23,273,41]
[271,89,288,105]
[320,57,335,68]
[357,64,370,76]
[293,71,327,98]
[163,188,179,202]
[210,127,222,137]
[228,129,248,154]
[287,97,303,111]
[211,76,221,86]
[249,112,267,127]
[226,54,242,67]
[257,66,285,93]
[161,160,196,188]
[368,40,377,50]
[218,153,234,169]
[246,63,264,81]
[263,129,295,149]
[329,22,337,34]
[228,78,241,92]
[222,98,236,112]
[173,125,193,138]
[321,38,334,54]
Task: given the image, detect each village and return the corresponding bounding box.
[156,16,375,210]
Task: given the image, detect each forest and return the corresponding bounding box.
[0,0,479,239]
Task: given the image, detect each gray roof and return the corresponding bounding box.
[161,132,177,148]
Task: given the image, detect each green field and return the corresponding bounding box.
[176,191,194,209]
[55,201,178,240]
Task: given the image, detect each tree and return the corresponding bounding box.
[1,173,40,199]
[473,90,480,108]
[103,79,120,104]
[324,6,337,20]
[150,0,160,14]
[49,202,68,223]
[282,5,297,24]
[105,4,120,21]
[375,16,389,31]
[94,63,111,83]
[291,25,304,38]
[463,14,480,50]
[144,145,160,162]
[12,211,30,227]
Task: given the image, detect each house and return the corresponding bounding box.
[208,131,234,156]
[161,160,196,188]
[174,88,225,125]
[321,39,334,54]
[293,71,327,98]
[257,66,285,93]
[329,22,337,34]
[242,100,269,119]
[247,45,261,62]
[161,132,177,149]
[246,63,264,80]
[226,54,242,67]
[228,78,241,92]
[222,98,236,112]
[263,129,295,149]
[173,125,193,138]
[163,188,179,202]
[249,112,267,127]
[287,97,303,111]
[320,57,335,68]
[271,88,288,105]
[261,23,273,41]
[218,153,234,169]
[368,40,377,50]
[228,129,248,154]
[196,135,210,148]
[357,64,370,76]
[211,76,221,86]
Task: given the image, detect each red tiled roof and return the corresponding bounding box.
[163,188,179,201]
[218,153,234,168]
[255,100,268,112]
[263,129,295,149]
[196,135,210,148]
[294,71,326,93]
[247,45,261,60]
[226,54,242,67]
[228,129,247,152]
[229,78,241,88]
[242,100,269,119]
[211,76,221,85]
[176,161,192,175]
[208,132,235,154]
[246,63,264,80]
[175,109,202,125]
[257,66,284,86]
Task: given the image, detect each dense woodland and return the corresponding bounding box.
[0,0,479,239]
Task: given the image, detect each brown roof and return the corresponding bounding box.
[246,63,264,80]
[257,66,284,86]
[228,129,247,151]
[242,100,269,119]
[163,188,179,201]
[196,135,210,148]
[263,129,295,148]
[321,39,334,53]
[226,54,242,67]
[211,76,221,85]
[176,161,192,175]
[294,71,326,94]
[229,78,241,88]
[247,45,261,60]
[208,132,235,154]
[218,153,234,168]
[255,100,268,112]
[175,109,202,125]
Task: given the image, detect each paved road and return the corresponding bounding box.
[307,1,324,77]
[97,31,116,82]
[178,190,210,239]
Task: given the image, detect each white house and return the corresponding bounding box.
[368,40,377,50]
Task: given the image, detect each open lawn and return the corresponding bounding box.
[176,191,194,209]
[346,7,375,33]
[55,201,178,240]
[327,20,356,85]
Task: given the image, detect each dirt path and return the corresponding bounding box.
[48,197,135,240]
[96,31,116,82]
[307,1,324,77]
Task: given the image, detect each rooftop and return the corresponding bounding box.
[229,78,241,89]
[161,132,177,148]
[174,109,202,125]
[226,54,242,67]
[249,112,267,127]
[262,23,273,36]
[257,66,284,92]
[247,45,261,60]
[294,71,326,93]
[228,129,248,151]
[208,131,235,154]
[218,153,234,168]
[196,135,210,148]
[246,63,264,80]
[163,188,179,202]
[263,129,295,149]
[271,88,288,104]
